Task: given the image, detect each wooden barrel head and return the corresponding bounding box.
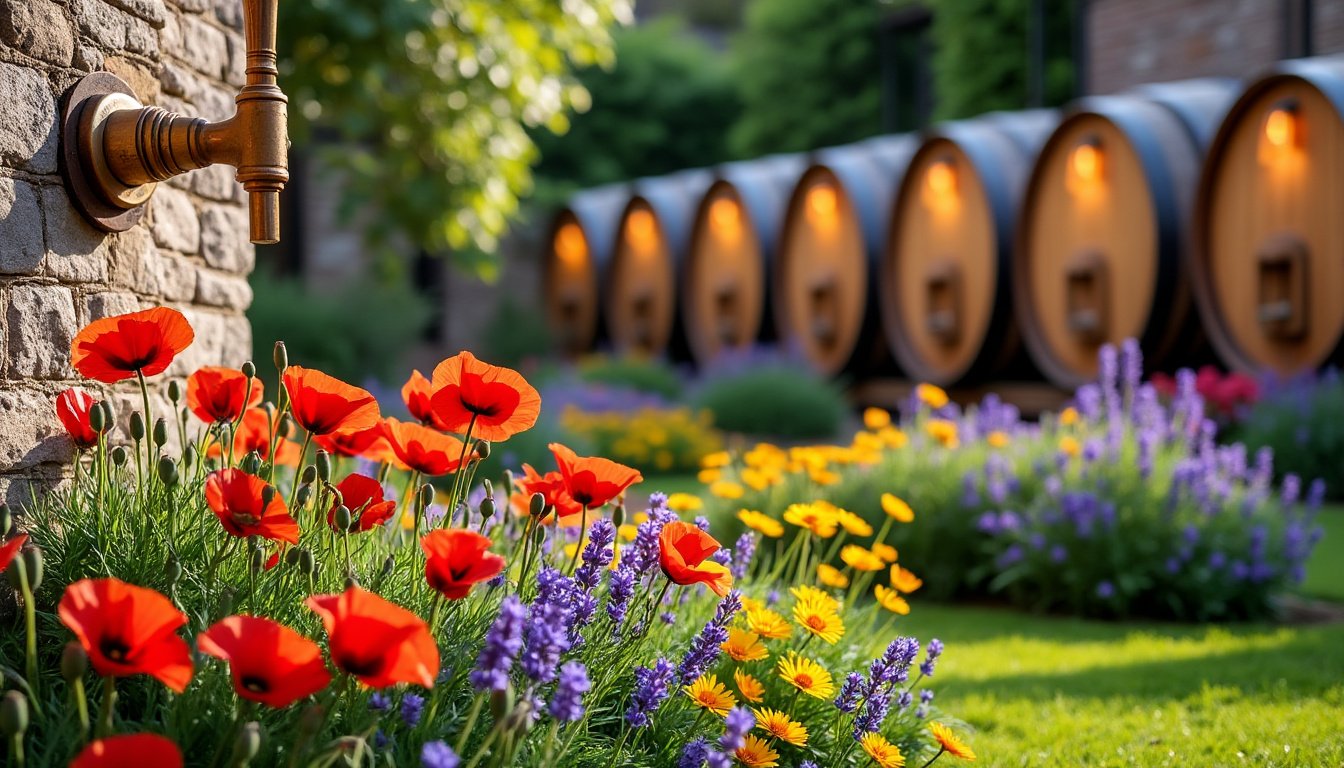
[1195,57,1344,373]
[776,167,870,376]
[543,184,626,356]
[685,181,766,364]
[608,197,678,357]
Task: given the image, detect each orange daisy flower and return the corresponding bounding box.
[381,417,474,476]
[204,469,300,544]
[186,366,263,424]
[421,529,507,599]
[930,722,976,760]
[69,307,194,383]
[58,578,193,692]
[734,668,765,703]
[549,443,643,509]
[306,586,439,689]
[196,615,332,708]
[71,734,183,768]
[429,351,541,441]
[282,366,380,437]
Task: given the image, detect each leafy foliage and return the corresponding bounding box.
[577,356,684,401]
[277,0,632,276]
[1232,371,1344,500]
[692,365,848,440]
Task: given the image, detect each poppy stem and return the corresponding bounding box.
[445,415,478,528]
[97,676,116,738]
[136,369,155,484]
[71,675,89,740]
[290,432,314,504]
[565,507,589,575]
[455,692,485,754]
[17,562,40,712]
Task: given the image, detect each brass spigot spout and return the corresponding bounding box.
[60,0,289,244]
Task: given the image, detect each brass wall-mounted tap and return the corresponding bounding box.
[59,0,288,244]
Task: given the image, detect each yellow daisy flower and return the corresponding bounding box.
[916,383,949,409]
[667,492,704,512]
[1059,435,1081,458]
[701,450,731,468]
[986,430,1010,448]
[874,584,910,615]
[926,419,959,449]
[751,708,808,746]
[740,596,765,613]
[1059,406,1079,426]
[835,509,873,537]
[860,732,906,768]
[710,481,745,500]
[881,494,915,523]
[617,524,639,542]
[817,563,850,588]
[862,407,892,430]
[776,653,834,699]
[840,545,886,572]
[633,511,649,524]
[793,597,845,644]
[790,584,840,612]
[683,674,736,716]
[721,628,770,663]
[747,608,792,640]
[734,669,765,703]
[878,426,909,449]
[738,509,785,538]
[891,565,923,593]
[735,734,780,768]
[872,543,899,563]
[929,722,976,760]
[809,468,842,486]
[697,468,722,484]
[741,467,775,491]
[782,503,839,538]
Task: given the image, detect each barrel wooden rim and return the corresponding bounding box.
[1191,65,1344,372]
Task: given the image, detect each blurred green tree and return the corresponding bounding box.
[530,18,741,202]
[729,0,884,156]
[277,0,631,279]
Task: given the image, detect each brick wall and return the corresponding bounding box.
[0,0,254,506]
[1087,0,1344,94]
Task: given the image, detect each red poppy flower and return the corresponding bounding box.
[548,443,643,509]
[305,586,439,689]
[328,473,398,532]
[283,366,381,437]
[381,417,474,476]
[71,734,183,768]
[206,408,302,467]
[204,469,300,544]
[56,388,100,449]
[403,369,437,425]
[186,366,263,424]
[421,529,507,599]
[429,351,541,442]
[57,578,193,692]
[511,463,584,526]
[0,533,28,574]
[658,521,733,596]
[197,615,332,708]
[69,307,195,383]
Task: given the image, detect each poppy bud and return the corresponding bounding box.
[285,547,302,567]
[130,412,145,441]
[184,442,198,471]
[381,555,395,576]
[261,485,277,510]
[88,402,106,433]
[300,465,317,485]
[532,522,546,548]
[612,504,625,529]
[0,690,27,737]
[230,721,262,767]
[334,505,352,531]
[529,492,545,518]
[61,641,88,683]
[479,497,496,520]
[167,380,182,404]
[153,417,169,447]
[278,414,293,438]
[262,401,276,416]
[474,439,491,460]
[21,548,42,591]
[483,479,493,498]
[503,468,516,495]
[241,360,257,379]
[315,450,331,483]
[240,451,262,475]
[294,484,312,508]
[98,400,115,427]
[273,341,288,372]
[489,683,514,722]
[249,549,265,574]
[165,555,182,585]
[420,484,435,509]
[0,504,9,537]
[158,456,179,487]
[5,555,26,590]
[297,548,315,575]
[110,445,128,466]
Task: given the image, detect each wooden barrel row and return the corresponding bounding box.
[543,54,1344,383]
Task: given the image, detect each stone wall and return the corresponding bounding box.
[0,0,254,506]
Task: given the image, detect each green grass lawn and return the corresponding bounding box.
[898,604,1344,766]
[1302,504,1344,602]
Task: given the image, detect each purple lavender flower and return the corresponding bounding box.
[471,595,525,692]
[369,692,392,712]
[661,611,677,624]
[915,705,929,719]
[606,566,637,626]
[1282,474,1302,506]
[521,568,575,684]
[420,740,460,768]
[678,738,712,768]
[721,707,754,752]
[920,638,943,677]
[896,690,913,710]
[710,549,732,567]
[626,658,676,728]
[549,661,590,722]
[731,532,757,580]
[920,689,935,704]
[678,591,742,684]
[766,589,779,606]
[624,507,679,574]
[1049,545,1068,564]
[695,516,711,531]
[834,672,864,713]
[853,689,891,736]
[868,637,920,689]
[401,693,424,726]
[374,730,389,749]
[574,519,617,591]
[1096,581,1115,599]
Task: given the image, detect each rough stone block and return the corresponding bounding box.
[104,56,161,103]
[0,0,75,66]
[6,284,77,380]
[0,62,58,174]
[0,178,44,276]
[84,291,144,324]
[155,253,198,301]
[0,386,73,470]
[178,13,228,80]
[73,45,105,73]
[199,205,253,273]
[72,0,130,49]
[190,164,240,203]
[149,186,201,254]
[108,227,161,293]
[214,0,242,30]
[41,186,111,284]
[105,0,167,27]
[195,270,252,309]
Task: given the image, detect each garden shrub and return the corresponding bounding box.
[561,406,724,475]
[576,355,684,401]
[1231,370,1344,500]
[703,342,1324,621]
[691,362,849,440]
[3,304,976,765]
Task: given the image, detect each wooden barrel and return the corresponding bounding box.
[1193,55,1344,374]
[881,110,1056,386]
[606,168,714,358]
[1014,80,1239,388]
[683,154,807,367]
[544,183,628,356]
[775,135,917,376]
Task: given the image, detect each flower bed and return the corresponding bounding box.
[704,342,1324,621]
[0,306,973,767]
